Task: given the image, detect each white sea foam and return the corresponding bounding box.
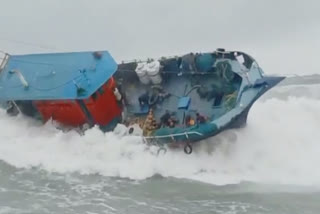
[0,84,320,186]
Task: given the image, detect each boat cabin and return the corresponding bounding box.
[0,51,122,130]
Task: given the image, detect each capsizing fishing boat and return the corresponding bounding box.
[0,49,284,154]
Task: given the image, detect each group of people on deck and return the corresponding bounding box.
[160,110,178,128]
[160,110,208,129]
[137,85,208,135]
[140,109,208,136]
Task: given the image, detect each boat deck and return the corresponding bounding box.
[114,61,242,130]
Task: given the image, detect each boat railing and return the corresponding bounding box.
[143,131,203,141]
[0,52,9,73]
[118,49,236,65]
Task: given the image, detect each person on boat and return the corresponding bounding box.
[138,89,161,109]
[185,115,195,127]
[149,91,159,106]
[149,86,171,105]
[168,118,176,128]
[168,115,179,128]
[143,109,158,135]
[151,86,171,103]
[158,91,170,103]
[196,112,207,124]
[160,110,171,127]
[160,111,179,128]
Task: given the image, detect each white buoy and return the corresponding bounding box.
[146,61,162,84]
[135,62,150,84]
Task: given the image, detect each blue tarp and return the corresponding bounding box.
[0,51,117,100]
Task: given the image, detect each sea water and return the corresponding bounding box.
[0,77,320,214]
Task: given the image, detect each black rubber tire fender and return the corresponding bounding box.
[184,143,193,154]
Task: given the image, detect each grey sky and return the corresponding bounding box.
[0,0,319,75]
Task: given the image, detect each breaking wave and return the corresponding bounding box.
[0,83,320,186]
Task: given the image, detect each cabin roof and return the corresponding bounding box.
[0,51,118,101]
